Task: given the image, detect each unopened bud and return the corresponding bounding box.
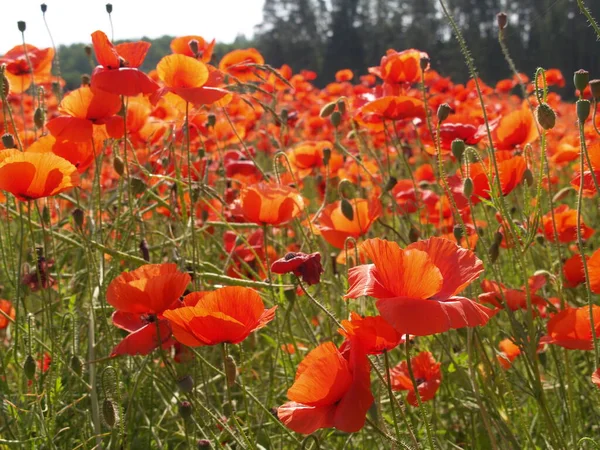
[577,99,591,123]
[336,99,346,115]
[42,205,50,225]
[419,56,430,72]
[224,355,237,387]
[113,156,124,176]
[17,21,26,32]
[81,74,90,86]
[523,168,534,187]
[535,234,545,246]
[72,208,84,228]
[535,103,556,130]
[40,3,47,13]
[574,69,589,94]
[177,375,194,393]
[408,226,420,243]
[590,79,600,99]
[102,399,118,428]
[463,177,474,197]
[24,355,36,380]
[330,110,342,127]
[451,139,465,160]
[340,198,354,221]
[84,45,92,58]
[178,401,192,420]
[139,239,150,262]
[493,231,504,245]
[497,12,508,30]
[384,176,398,192]
[437,103,453,123]
[207,113,216,128]
[453,224,463,242]
[489,241,500,264]
[0,73,9,98]
[105,3,113,14]
[322,147,331,166]
[130,177,146,196]
[2,133,16,149]
[34,107,45,129]
[320,102,335,118]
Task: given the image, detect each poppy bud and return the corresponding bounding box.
[130,177,146,196]
[330,111,342,127]
[102,399,118,428]
[437,103,453,123]
[497,12,508,30]
[207,113,216,128]
[178,401,192,420]
[2,133,16,149]
[224,355,237,387]
[523,168,534,187]
[34,107,45,129]
[42,205,50,225]
[139,239,150,262]
[1,73,9,98]
[197,440,211,449]
[493,230,504,245]
[322,147,331,166]
[489,242,500,263]
[177,375,194,393]
[408,226,420,243]
[70,354,83,376]
[23,355,36,380]
[81,74,91,86]
[72,208,84,228]
[463,177,474,197]
[188,39,200,57]
[17,21,26,32]
[420,56,430,71]
[280,108,288,123]
[574,69,589,94]
[337,99,346,115]
[41,3,47,13]
[535,103,555,130]
[113,156,124,176]
[105,3,113,14]
[552,186,573,203]
[340,198,354,221]
[384,176,398,192]
[535,234,545,246]
[453,224,464,242]
[84,45,92,57]
[577,99,591,123]
[590,79,600,99]
[451,139,465,160]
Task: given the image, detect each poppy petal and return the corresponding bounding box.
[110,320,172,357]
[277,402,336,435]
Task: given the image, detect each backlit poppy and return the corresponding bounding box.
[368,49,428,85]
[163,286,277,346]
[170,35,215,62]
[277,341,373,434]
[0,44,54,94]
[338,311,402,354]
[540,306,600,350]
[239,183,304,226]
[497,338,521,369]
[0,149,79,201]
[345,237,494,336]
[355,96,425,128]
[494,108,538,150]
[389,351,441,407]
[219,48,265,82]
[542,205,594,243]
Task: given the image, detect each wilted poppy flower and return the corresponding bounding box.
[271,252,323,285]
[345,237,494,336]
[497,338,521,369]
[91,30,159,96]
[315,198,382,249]
[163,286,276,346]
[389,351,441,407]
[239,183,304,226]
[540,305,600,350]
[219,48,264,82]
[107,263,191,357]
[46,86,121,142]
[0,149,79,201]
[542,205,594,243]
[0,300,15,329]
[0,44,54,94]
[170,35,215,62]
[338,311,402,354]
[277,341,373,434]
[369,49,428,85]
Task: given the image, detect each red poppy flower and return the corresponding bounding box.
[271,252,323,285]
[0,149,79,201]
[277,341,373,434]
[563,254,588,288]
[585,248,600,294]
[497,338,521,369]
[478,275,547,312]
[0,44,54,94]
[345,237,494,336]
[540,306,600,350]
[338,311,402,354]
[163,286,277,346]
[542,205,594,243]
[90,30,159,96]
[0,300,15,329]
[368,49,428,85]
[355,96,425,127]
[239,183,304,226]
[389,351,441,407]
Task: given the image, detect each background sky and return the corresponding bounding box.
[0,0,264,53]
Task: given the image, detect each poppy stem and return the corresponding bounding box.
[296,276,342,328]
[382,350,405,447]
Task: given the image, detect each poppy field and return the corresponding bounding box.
[2,2,600,449]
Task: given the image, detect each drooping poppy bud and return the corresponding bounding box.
[102,399,118,428]
[320,102,336,118]
[341,198,354,221]
[177,375,194,393]
[72,208,84,229]
[535,103,556,130]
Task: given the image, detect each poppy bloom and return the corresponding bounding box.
[563,254,588,288]
[163,286,276,346]
[277,341,373,434]
[478,275,547,312]
[335,69,354,82]
[389,351,441,407]
[286,141,343,176]
[90,30,159,96]
[338,311,403,354]
[542,205,594,243]
[494,108,538,150]
[0,149,79,201]
[540,306,600,350]
[239,183,304,226]
[355,96,425,128]
[0,44,54,94]
[170,35,215,62]
[368,49,428,85]
[0,300,15,329]
[497,338,521,369]
[107,263,191,357]
[46,86,121,142]
[271,252,323,285]
[345,237,495,336]
[315,198,382,249]
[585,248,600,294]
[219,48,264,82]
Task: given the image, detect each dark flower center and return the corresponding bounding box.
[284,252,298,261]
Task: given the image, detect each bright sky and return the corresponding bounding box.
[0,0,264,53]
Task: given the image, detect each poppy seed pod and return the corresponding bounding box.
[437,103,453,123]
[577,99,591,123]
[590,79,600,99]
[420,56,430,72]
[497,12,508,30]
[178,401,193,420]
[535,103,556,130]
[320,102,336,118]
[102,399,118,428]
[2,133,16,149]
[451,139,465,160]
[23,355,36,380]
[105,3,113,14]
[574,69,589,94]
[17,21,26,32]
[177,375,194,393]
[40,3,47,13]
[224,355,237,387]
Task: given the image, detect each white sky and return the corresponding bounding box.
[0,0,264,54]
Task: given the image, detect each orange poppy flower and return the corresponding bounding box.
[494,108,538,150]
[338,311,402,354]
[219,48,265,82]
[0,44,54,94]
[0,150,79,201]
[315,198,382,249]
[91,30,159,96]
[27,134,102,173]
[368,49,428,85]
[170,35,215,62]
[586,248,600,294]
[277,341,373,434]
[355,96,425,128]
[335,69,354,82]
[497,338,521,369]
[389,351,441,407]
[542,205,594,243]
[345,237,494,336]
[239,183,304,226]
[286,140,343,176]
[46,86,121,142]
[540,306,600,350]
[163,286,277,346]
[0,300,15,329]
[154,54,229,106]
[570,141,600,197]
